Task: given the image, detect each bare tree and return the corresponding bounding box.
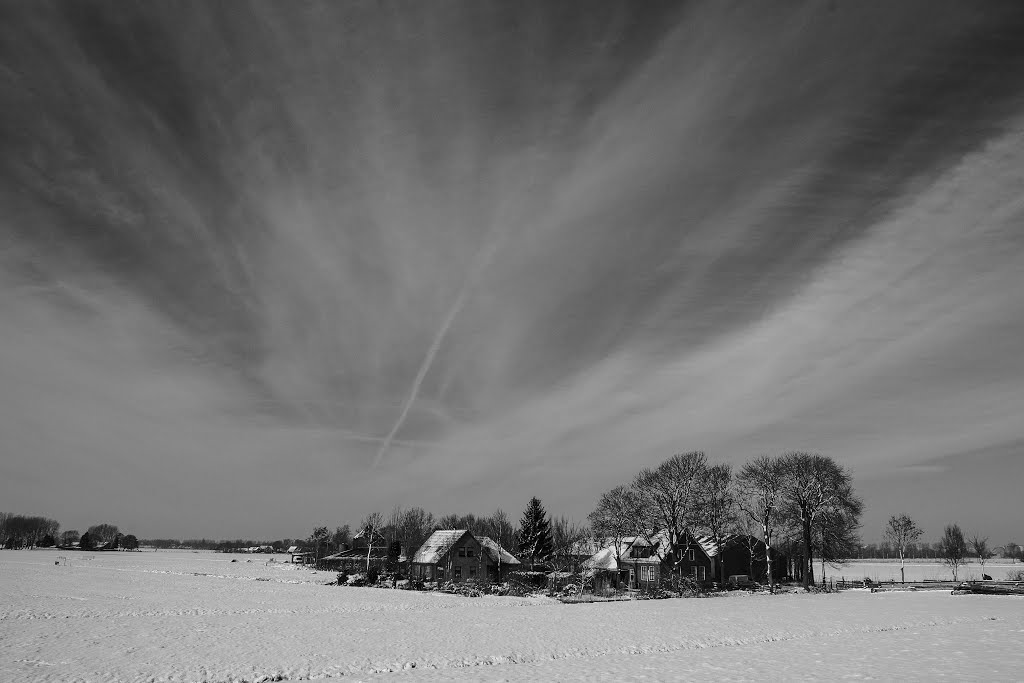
[307,526,330,561]
[633,451,707,579]
[1004,542,1021,563]
[482,509,515,554]
[589,485,641,579]
[60,530,81,547]
[87,524,120,547]
[778,452,861,590]
[940,524,968,581]
[396,507,435,563]
[331,525,351,553]
[359,512,384,572]
[701,463,737,585]
[550,517,590,575]
[813,502,862,582]
[436,513,461,530]
[969,534,992,576]
[736,455,785,592]
[884,514,923,584]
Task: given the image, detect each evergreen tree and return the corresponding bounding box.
[79,532,94,550]
[517,497,553,571]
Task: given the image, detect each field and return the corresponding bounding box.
[823,559,1022,583]
[2,550,1023,682]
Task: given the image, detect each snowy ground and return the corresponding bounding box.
[824,559,1023,583]
[3,550,1023,682]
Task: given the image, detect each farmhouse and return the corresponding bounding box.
[693,534,787,585]
[585,532,716,591]
[410,530,519,583]
[586,532,788,591]
[320,529,390,572]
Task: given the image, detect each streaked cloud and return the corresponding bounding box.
[1,1,1023,539]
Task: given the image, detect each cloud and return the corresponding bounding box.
[1,2,1023,536]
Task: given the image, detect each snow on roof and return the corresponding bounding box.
[584,544,621,571]
[477,536,520,565]
[411,530,468,564]
[693,534,741,558]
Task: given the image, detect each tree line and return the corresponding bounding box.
[0,513,60,548]
[0,514,139,551]
[589,451,863,591]
[884,513,1020,582]
[303,499,581,576]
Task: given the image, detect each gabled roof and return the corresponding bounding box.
[321,547,390,560]
[693,534,760,558]
[584,544,622,571]
[411,530,470,564]
[477,536,520,565]
[586,530,721,569]
[695,534,731,558]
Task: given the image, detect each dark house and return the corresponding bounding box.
[694,534,787,585]
[586,531,716,591]
[410,530,520,583]
[320,529,391,572]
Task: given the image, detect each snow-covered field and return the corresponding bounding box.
[3,550,1022,682]
[825,559,1023,583]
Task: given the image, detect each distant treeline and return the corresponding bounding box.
[1,512,60,548]
[1,513,143,550]
[141,538,301,551]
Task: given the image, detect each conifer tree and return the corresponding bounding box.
[518,497,553,571]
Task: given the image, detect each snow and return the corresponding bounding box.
[410,530,466,564]
[823,559,1023,582]
[3,549,1022,682]
[475,536,520,566]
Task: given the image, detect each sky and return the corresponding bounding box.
[2,1,1023,544]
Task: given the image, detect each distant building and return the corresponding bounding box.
[320,528,389,572]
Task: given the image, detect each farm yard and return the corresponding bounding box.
[2,550,1023,682]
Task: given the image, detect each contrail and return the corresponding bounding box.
[372,234,503,467]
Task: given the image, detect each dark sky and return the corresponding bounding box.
[2,1,1023,543]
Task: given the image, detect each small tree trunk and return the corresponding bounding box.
[802,512,814,590]
[763,520,774,593]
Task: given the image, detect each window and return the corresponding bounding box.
[454,566,462,579]
[691,566,697,579]
[437,566,445,578]
[466,548,474,558]
[458,547,466,557]
[688,548,694,561]
[641,565,656,582]
[470,567,477,578]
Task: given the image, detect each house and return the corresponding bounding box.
[410,530,520,583]
[585,532,715,591]
[693,534,787,585]
[287,546,313,564]
[320,528,391,573]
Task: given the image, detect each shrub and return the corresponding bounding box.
[1008,569,1024,582]
[366,567,380,584]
